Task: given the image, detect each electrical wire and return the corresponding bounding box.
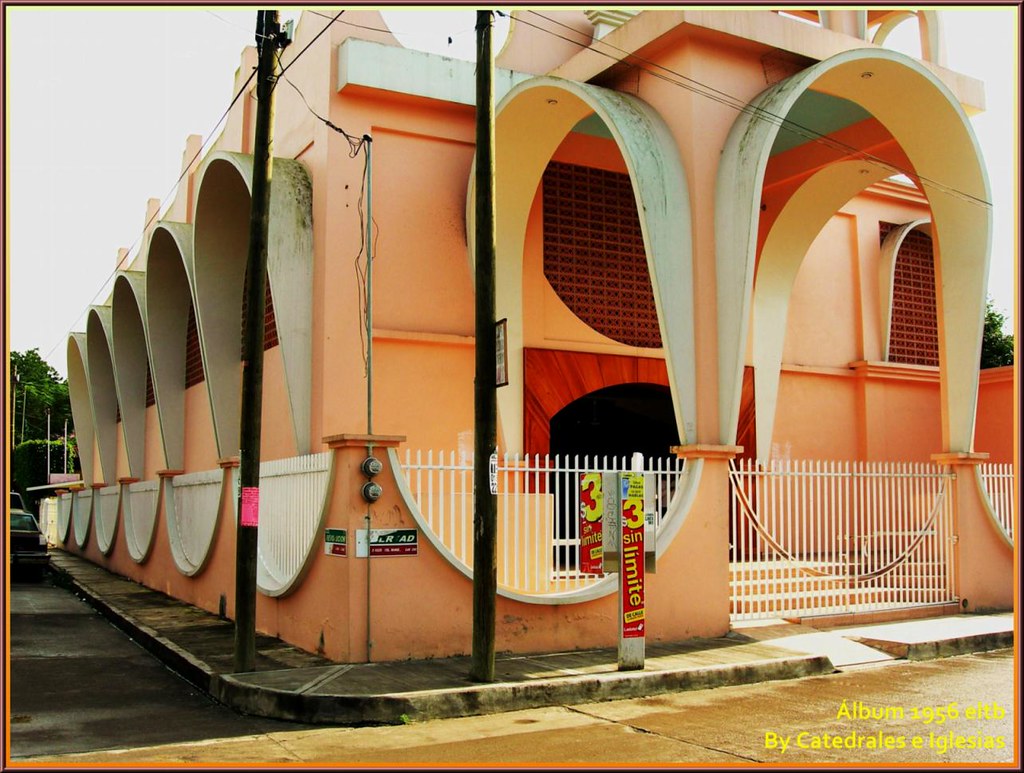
[43,9,335,365]
[43,62,259,364]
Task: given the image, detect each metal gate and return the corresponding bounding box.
[729,458,957,621]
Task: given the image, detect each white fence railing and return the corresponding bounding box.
[124,480,160,562]
[164,469,224,576]
[72,489,93,549]
[251,452,335,597]
[398,450,686,599]
[95,485,120,555]
[976,463,1016,545]
[57,492,73,544]
[729,459,957,621]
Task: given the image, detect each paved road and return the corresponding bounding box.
[8,576,316,760]
[17,583,1015,769]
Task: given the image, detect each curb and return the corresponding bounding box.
[214,654,837,725]
[848,631,1015,662]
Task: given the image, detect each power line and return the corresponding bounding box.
[514,10,990,210]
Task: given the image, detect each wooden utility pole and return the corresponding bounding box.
[470,9,498,683]
[234,9,288,674]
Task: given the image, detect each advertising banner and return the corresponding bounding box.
[579,472,604,574]
[620,472,645,638]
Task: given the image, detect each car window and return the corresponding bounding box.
[10,493,27,511]
[11,512,39,531]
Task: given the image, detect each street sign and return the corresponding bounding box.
[324,528,347,556]
[368,528,418,556]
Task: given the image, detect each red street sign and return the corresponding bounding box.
[621,472,645,638]
[579,472,604,574]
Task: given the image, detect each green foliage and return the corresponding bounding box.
[11,438,79,513]
[9,349,72,444]
[981,300,1014,369]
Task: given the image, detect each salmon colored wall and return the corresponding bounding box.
[143,405,166,478]
[183,384,218,470]
[974,367,1014,462]
[950,461,1014,612]
[861,374,943,461]
[782,215,861,368]
[372,130,476,337]
[372,337,475,452]
[772,370,860,460]
[258,346,297,461]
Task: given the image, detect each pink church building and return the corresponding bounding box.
[58,9,1014,664]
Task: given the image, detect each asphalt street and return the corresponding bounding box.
[7,576,316,760]
[12,571,1015,769]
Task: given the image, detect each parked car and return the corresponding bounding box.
[10,493,49,580]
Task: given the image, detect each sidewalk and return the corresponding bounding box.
[48,551,1013,726]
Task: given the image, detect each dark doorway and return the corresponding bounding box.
[549,383,679,461]
[547,383,679,572]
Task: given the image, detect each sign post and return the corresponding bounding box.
[618,463,646,669]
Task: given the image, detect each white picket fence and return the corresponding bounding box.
[123,479,160,562]
[164,469,224,576]
[72,489,93,549]
[397,450,685,598]
[976,463,1016,545]
[729,459,957,621]
[95,485,120,555]
[251,452,335,597]
[57,492,73,544]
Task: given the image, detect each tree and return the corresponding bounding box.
[9,349,72,445]
[980,299,1014,369]
[12,438,79,513]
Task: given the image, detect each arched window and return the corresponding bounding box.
[881,222,938,366]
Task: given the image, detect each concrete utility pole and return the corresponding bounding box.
[470,9,498,683]
[234,8,289,674]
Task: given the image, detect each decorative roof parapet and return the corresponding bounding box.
[584,9,638,40]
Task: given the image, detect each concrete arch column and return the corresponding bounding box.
[85,307,120,484]
[145,222,195,472]
[111,271,151,478]
[468,76,697,454]
[191,151,314,460]
[66,334,96,486]
[717,48,990,458]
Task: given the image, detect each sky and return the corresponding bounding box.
[5,7,1017,380]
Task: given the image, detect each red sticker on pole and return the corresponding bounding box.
[621,472,645,638]
[579,473,604,574]
[241,486,260,527]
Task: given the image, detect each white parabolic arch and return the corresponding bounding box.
[716,48,990,456]
[191,151,314,459]
[467,75,698,455]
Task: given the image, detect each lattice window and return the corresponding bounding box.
[881,222,938,366]
[185,303,205,388]
[240,272,279,353]
[145,362,156,407]
[542,161,661,348]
